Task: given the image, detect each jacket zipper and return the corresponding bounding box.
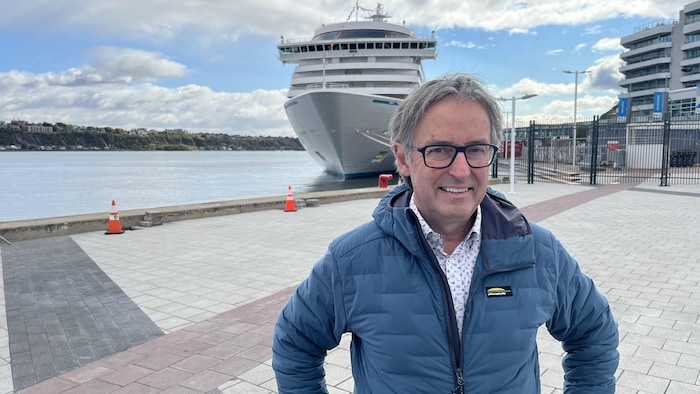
[409,210,536,392]
[460,260,536,387]
[414,230,463,392]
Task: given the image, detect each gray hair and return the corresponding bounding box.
[389,73,503,169]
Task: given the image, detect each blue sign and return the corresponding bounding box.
[653,91,664,114]
[617,98,628,117]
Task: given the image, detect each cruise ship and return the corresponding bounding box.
[277,3,437,178]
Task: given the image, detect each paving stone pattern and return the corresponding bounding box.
[0,182,699,393]
[1,237,163,390]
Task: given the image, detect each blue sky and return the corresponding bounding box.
[0,0,692,137]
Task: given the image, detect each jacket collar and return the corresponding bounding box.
[373,183,535,269]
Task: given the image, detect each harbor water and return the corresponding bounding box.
[0,151,395,222]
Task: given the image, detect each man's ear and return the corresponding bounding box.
[393,142,410,178]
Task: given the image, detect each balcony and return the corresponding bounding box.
[680,57,700,68]
[619,72,670,87]
[620,42,672,59]
[619,56,671,72]
[681,39,700,51]
[621,23,675,46]
[682,20,700,35]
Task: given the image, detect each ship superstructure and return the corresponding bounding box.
[278,3,437,177]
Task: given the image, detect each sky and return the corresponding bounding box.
[0,0,693,137]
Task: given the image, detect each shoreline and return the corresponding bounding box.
[0,187,395,243]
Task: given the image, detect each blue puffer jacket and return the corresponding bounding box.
[273,184,619,393]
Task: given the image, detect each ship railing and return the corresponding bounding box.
[305,83,351,90]
[279,33,436,45]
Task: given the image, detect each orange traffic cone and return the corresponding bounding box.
[105,200,125,234]
[284,185,297,212]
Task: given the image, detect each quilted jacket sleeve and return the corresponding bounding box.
[272,249,347,394]
[545,232,620,393]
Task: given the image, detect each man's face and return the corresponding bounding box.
[394,97,492,233]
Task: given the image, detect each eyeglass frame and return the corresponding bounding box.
[409,143,499,169]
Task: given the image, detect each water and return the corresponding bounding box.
[0,151,391,222]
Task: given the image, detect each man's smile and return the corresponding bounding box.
[440,186,472,193]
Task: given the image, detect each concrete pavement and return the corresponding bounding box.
[0,181,699,393]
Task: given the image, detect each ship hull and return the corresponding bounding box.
[284,90,400,178]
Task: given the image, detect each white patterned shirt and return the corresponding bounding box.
[409,196,482,336]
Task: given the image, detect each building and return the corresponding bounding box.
[618,1,700,120]
[26,124,54,133]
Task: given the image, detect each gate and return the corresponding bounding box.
[493,116,700,186]
[587,116,699,185]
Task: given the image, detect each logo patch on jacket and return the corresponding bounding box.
[486,286,512,297]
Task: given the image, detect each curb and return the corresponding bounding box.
[0,187,394,242]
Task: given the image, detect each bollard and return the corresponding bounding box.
[378,174,393,188]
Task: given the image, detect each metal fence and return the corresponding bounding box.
[491,116,700,186]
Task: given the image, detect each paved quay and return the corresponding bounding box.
[0,181,699,393]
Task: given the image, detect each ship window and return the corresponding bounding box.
[341,43,348,50]
[393,43,400,49]
[350,43,357,50]
[411,43,417,49]
[309,46,316,52]
[402,43,409,49]
[367,43,374,49]
[332,44,339,50]
[317,45,324,51]
[301,46,307,52]
[358,43,366,49]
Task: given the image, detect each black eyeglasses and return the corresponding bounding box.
[409,143,499,169]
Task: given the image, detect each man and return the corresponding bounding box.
[272,74,619,393]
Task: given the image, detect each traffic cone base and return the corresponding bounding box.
[285,185,297,212]
[105,200,125,234]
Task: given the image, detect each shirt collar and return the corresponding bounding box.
[409,194,482,247]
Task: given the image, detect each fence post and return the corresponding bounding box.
[589,116,599,185]
[660,113,671,187]
[527,121,535,184]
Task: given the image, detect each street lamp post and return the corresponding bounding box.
[563,69,589,168]
[498,94,537,194]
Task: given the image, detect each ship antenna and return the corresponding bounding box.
[326,2,381,88]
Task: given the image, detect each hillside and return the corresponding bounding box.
[0,128,303,151]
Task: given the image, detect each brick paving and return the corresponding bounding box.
[1,237,163,391]
[0,181,698,393]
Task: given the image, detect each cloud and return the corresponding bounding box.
[497,52,624,119]
[540,94,617,118]
[0,68,292,135]
[593,37,623,52]
[508,28,537,36]
[498,78,571,98]
[85,47,188,82]
[583,25,603,35]
[445,40,477,49]
[0,1,691,39]
[573,43,587,53]
[582,54,625,91]
[0,47,289,135]
[4,47,188,88]
[388,0,690,32]
[0,0,690,136]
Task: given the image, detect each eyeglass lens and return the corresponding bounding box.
[423,144,495,168]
